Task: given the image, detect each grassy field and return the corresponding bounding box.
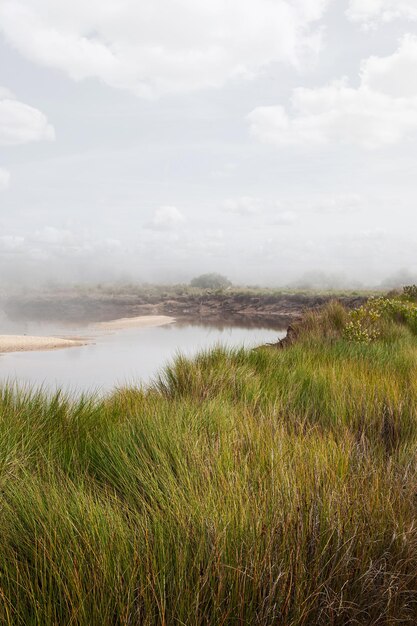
[65,282,383,299]
[1,295,417,624]
[15,281,383,300]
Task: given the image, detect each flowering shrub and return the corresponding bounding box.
[344,293,417,343]
[343,299,383,344]
[343,320,380,343]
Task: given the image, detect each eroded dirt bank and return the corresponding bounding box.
[2,290,368,329]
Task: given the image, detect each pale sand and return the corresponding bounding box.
[0,335,88,353]
[0,316,175,354]
[95,315,175,331]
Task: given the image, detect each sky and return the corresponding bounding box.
[0,0,417,287]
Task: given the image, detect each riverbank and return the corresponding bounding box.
[2,285,370,328]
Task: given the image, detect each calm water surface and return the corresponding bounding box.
[0,320,285,395]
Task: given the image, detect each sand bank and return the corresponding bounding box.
[0,335,87,353]
[94,315,175,331]
[0,316,175,354]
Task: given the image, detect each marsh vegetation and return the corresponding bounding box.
[0,290,417,623]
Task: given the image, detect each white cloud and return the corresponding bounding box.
[0,87,13,99]
[248,36,417,149]
[223,196,262,215]
[222,197,297,224]
[248,84,417,149]
[146,205,185,231]
[0,88,54,190]
[0,88,55,146]
[313,194,363,214]
[271,210,297,225]
[0,227,123,260]
[30,227,74,246]
[0,0,330,97]
[347,1,417,25]
[0,168,10,191]
[361,35,417,98]
[0,235,24,251]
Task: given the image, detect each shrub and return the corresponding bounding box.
[343,299,383,343]
[343,294,417,343]
[403,284,417,302]
[190,273,232,290]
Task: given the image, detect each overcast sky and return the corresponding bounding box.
[1,0,417,287]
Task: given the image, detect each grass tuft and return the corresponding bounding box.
[0,297,417,623]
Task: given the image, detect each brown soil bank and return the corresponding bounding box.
[2,290,369,329]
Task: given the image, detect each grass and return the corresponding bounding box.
[26,281,382,300]
[0,301,417,623]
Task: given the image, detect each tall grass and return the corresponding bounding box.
[0,302,417,623]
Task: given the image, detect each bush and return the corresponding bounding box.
[190,273,232,290]
[343,293,417,343]
[403,284,417,302]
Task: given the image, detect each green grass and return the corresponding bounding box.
[31,281,382,299]
[1,302,417,623]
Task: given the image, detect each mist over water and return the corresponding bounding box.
[1,267,417,295]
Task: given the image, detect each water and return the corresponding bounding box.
[0,320,285,395]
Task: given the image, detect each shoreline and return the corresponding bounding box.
[0,335,88,354]
[0,315,176,354]
[2,291,368,328]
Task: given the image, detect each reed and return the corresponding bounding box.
[0,299,417,624]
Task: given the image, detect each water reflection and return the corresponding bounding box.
[0,320,286,395]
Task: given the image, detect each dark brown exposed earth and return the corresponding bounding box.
[2,290,369,330]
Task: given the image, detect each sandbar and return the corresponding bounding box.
[94,315,175,331]
[0,316,175,353]
[0,335,87,353]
